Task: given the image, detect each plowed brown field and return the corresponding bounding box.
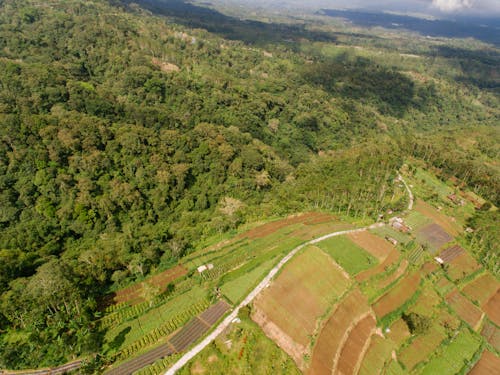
[106,265,187,306]
[308,290,370,375]
[462,274,499,306]
[241,212,335,239]
[373,273,420,318]
[446,289,483,330]
[253,246,350,367]
[470,351,500,375]
[415,199,460,236]
[336,314,376,375]
[483,290,500,326]
[347,231,394,261]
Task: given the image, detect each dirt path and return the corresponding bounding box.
[399,173,414,211]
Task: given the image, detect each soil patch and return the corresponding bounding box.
[470,350,500,375]
[347,231,394,261]
[373,273,420,318]
[483,289,500,326]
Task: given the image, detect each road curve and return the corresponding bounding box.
[164,222,384,375]
[398,173,414,211]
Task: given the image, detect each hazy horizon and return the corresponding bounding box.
[211,0,500,18]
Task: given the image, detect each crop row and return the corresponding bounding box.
[408,246,424,264]
[112,299,210,362]
[100,285,190,329]
[134,354,182,375]
[200,253,248,281]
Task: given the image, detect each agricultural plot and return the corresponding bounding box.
[398,323,447,370]
[103,286,208,355]
[105,300,230,375]
[436,276,455,296]
[220,256,278,304]
[104,265,188,307]
[253,246,351,367]
[483,290,500,326]
[408,287,441,317]
[308,290,370,375]
[462,273,499,306]
[414,199,460,236]
[356,249,400,283]
[358,335,394,375]
[438,245,465,263]
[420,328,482,375]
[347,231,394,261]
[336,314,376,375]
[240,212,336,239]
[446,252,482,282]
[387,319,411,345]
[370,226,411,245]
[481,321,500,351]
[372,273,420,319]
[316,235,377,276]
[308,289,369,374]
[445,289,483,330]
[376,260,409,291]
[177,315,300,375]
[470,350,500,375]
[416,223,453,254]
[404,210,432,232]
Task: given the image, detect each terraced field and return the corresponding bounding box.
[252,246,351,367]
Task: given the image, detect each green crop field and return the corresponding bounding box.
[317,235,378,275]
[420,329,482,375]
[221,256,278,304]
[103,286,208,354]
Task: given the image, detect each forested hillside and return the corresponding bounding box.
[0,0,498,369]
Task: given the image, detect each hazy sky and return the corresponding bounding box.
[229,0,500,17]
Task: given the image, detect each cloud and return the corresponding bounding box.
[431,0,474,12]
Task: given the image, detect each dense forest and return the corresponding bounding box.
[0,0,498,369]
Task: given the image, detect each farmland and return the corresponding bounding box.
[347,231,394,261]
[445,289,483,330]
[372,273,421,319]
[420,329,482,375]
[308,290,370,374]
[176,312,300,375]
[470,350,500,374]
[316,235,378,275]
[483,290,500,326]
[415,223,453,253]
[72,168,500,374]
[252,245,351,366]
[462,273,499,306]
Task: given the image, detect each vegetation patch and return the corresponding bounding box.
[317,235,378,276]
[420,328,481,375]
[446,252,482,282]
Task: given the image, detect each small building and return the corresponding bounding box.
[385,236,398,246]
[197,263,214,273]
